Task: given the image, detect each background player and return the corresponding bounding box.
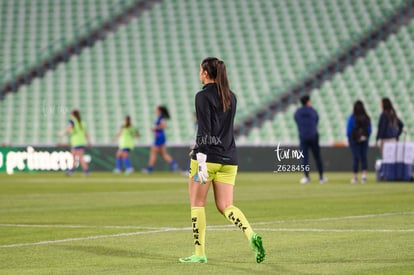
[142,106,178,173]
[113,115,139,175]
[58,109,90,176]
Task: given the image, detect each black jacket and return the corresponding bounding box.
[294,105,319,141]
[376,112,404,141]
[192,83,238,165]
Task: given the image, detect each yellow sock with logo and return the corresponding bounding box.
[223,205,253,241]
[191,207,206,257]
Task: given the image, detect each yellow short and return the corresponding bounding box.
[189,159,238,185]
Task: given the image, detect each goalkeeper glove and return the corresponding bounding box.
[196,152,209,184]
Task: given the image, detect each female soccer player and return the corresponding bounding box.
[58,109,90,176]
[142,106,178,173]
[113,115,139,175]
[179,57,265,264]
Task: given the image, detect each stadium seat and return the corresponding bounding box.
[0,0,411,145]
[250,18,414,145]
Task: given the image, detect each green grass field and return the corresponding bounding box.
[0,172,413,274]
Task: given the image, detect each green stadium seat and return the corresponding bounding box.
[1,0,411,145]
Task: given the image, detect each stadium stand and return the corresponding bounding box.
[0,0,411,146]
[246,19,414,145]
[0,0,137,85]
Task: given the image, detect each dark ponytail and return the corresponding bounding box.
[201,57,231,112]
[158,106,170,119]
[382,97,397,126]
[71,109,83,129]
[216,60,231,112]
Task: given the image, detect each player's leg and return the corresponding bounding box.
[353,145,361,183]
[349,142,359,183]
[121,149,133,174]
[149,145,158,166]
[310,137,325,182]
[299,139,310,183]
[67,148,77,175]
[179,159,211,263]
[360,141,369,183]
[159,145,172,162]
[77,148,89,175]
[144,145,158,173]
[159,145,178,171]
[114,150,123,173]
[214,165,265,263]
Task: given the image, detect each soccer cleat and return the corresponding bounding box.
[319,177,328,184]
[179,255,207,263]
[180,170,190,177]
[171,162,179,172]
[141,168,151,174]
[125,168,134,175]
[351,177,358,184]
[361,176,367,184]
[250,232,265,263]
[113,168,121,174]
[300,177,310,184]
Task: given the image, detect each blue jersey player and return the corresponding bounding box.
[142,106,178,173]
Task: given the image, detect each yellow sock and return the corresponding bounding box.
[191,207,206,256]
[223,205,253,241]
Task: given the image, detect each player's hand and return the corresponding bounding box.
[196,153,209,184]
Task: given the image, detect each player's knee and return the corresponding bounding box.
[215,202,230,214]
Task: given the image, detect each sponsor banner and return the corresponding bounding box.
[0,145,383,174]
[0,146,73,174]
[0,146,164,174]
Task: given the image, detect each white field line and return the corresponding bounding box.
[2,211,413,230]
[256,228,414,233]
[0,228,184,248]
[2,226,413,249]
[0,224,161,230]
[252,211,414,226]
[1,211,414,248]
[21,177,187,183]
[0,226,414,248]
